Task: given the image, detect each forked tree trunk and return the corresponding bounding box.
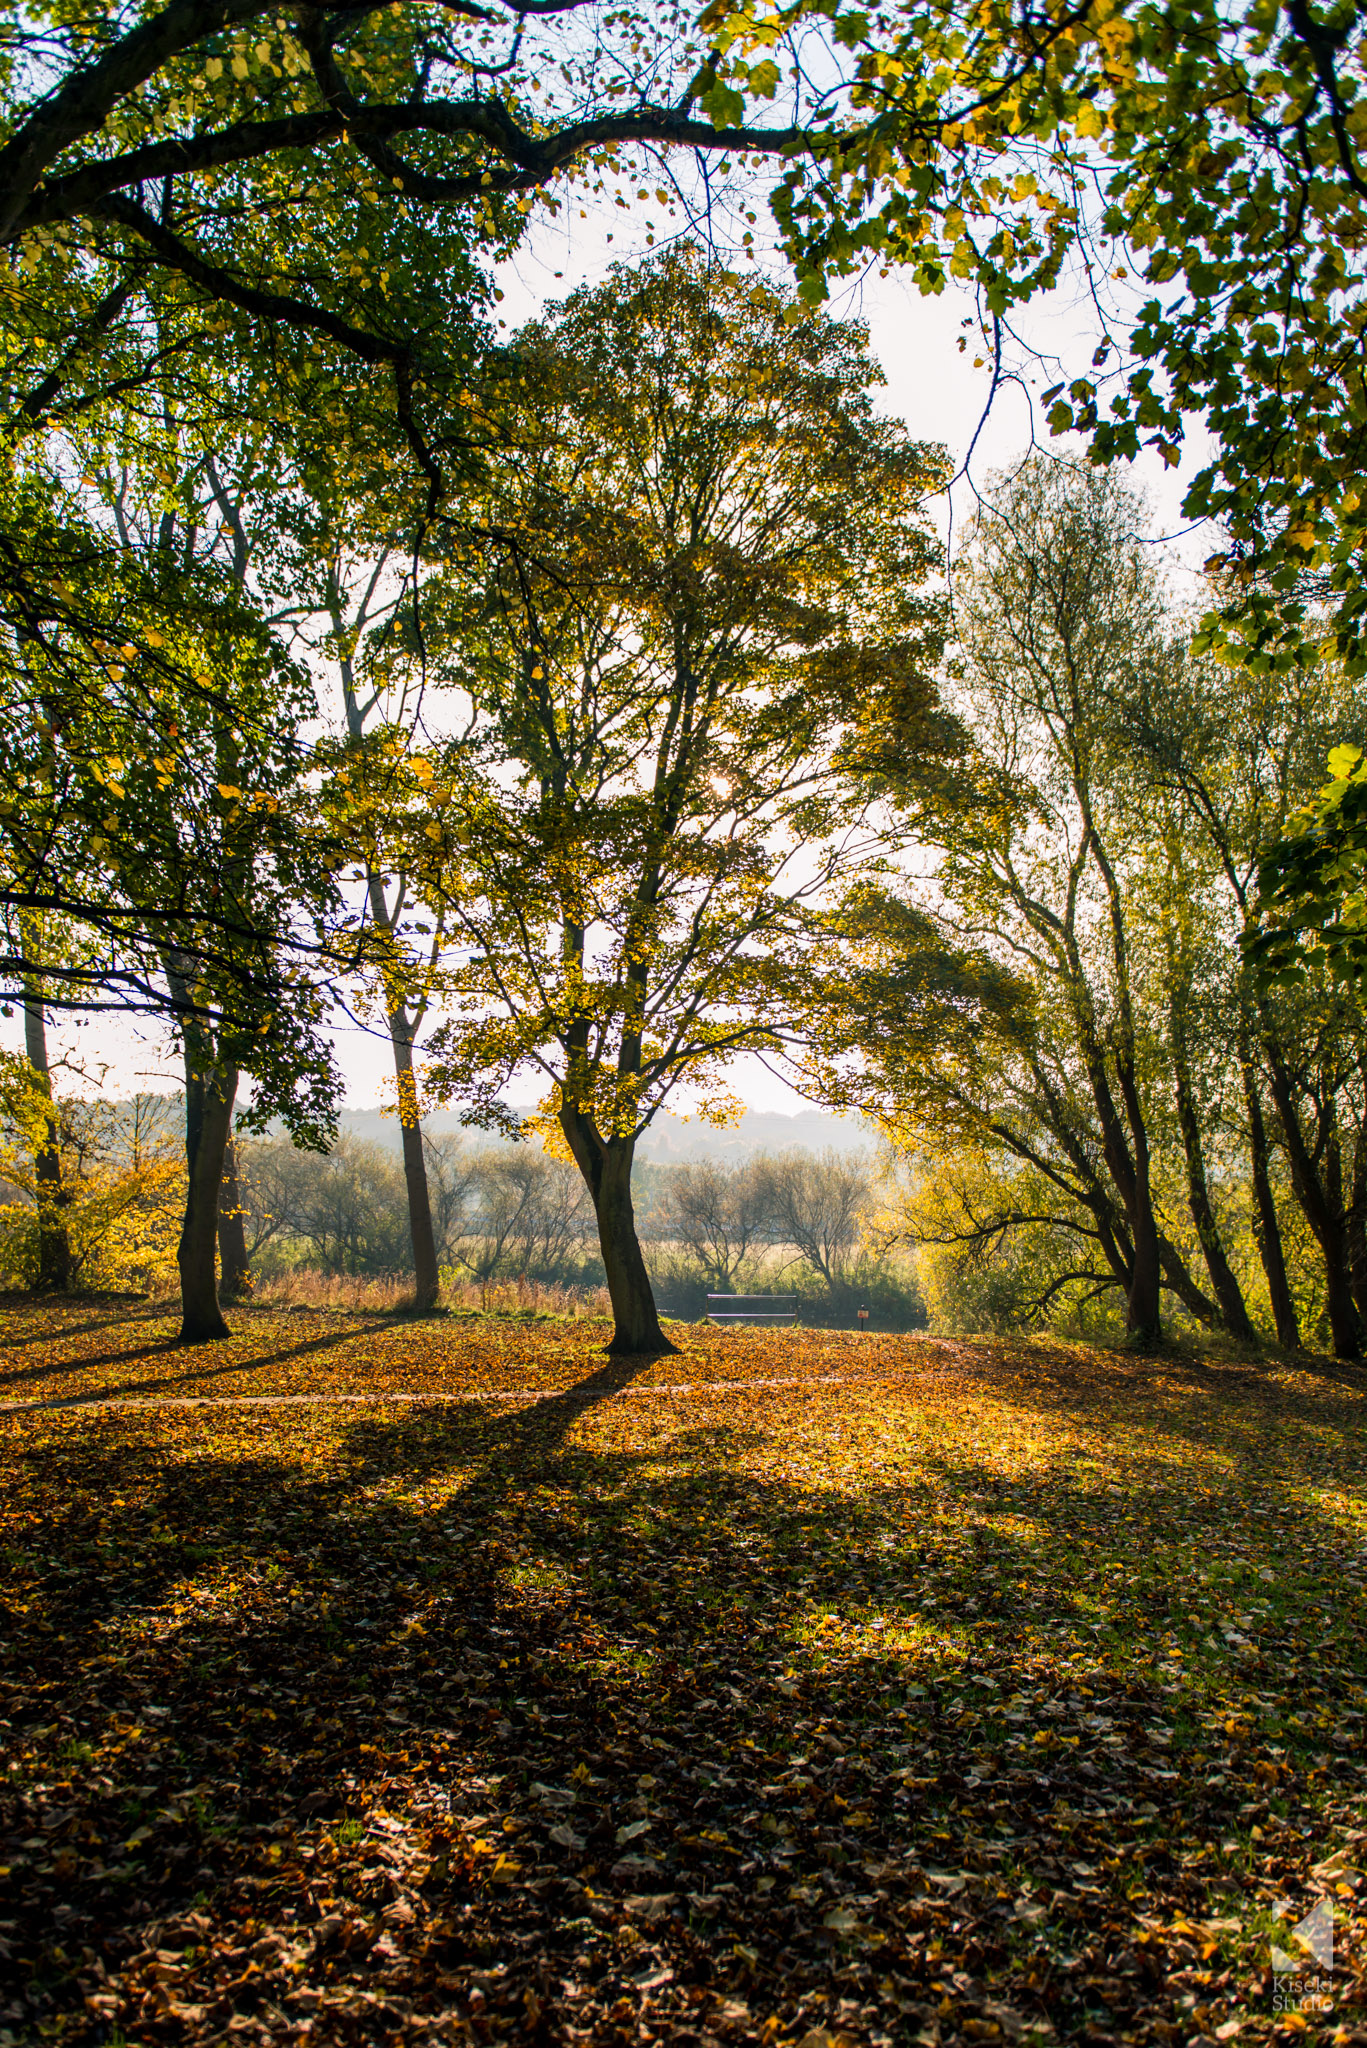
[23,982,71,1294]
[392,1023,440,1312]
[179,1054,239,1343]
[560,1109,676,1356]
[218,1136,251,1300]
[1265,1053,1362,1359]
[1239,1035,1299,1349]
[1084,1041,1162,1347]
[1170,1023,1257,1342]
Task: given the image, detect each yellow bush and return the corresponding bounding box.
[0,1062,183,1293]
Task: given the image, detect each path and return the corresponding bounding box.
[0,1370,902,1416]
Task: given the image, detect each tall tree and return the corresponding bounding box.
[1119,636,1367,1356]
[319,552,449,1312]
[932,463,1195,1344]
[818,463,1256,1347]
[17,916,73,1294]
[0,452,343,1339]
[424,251,952,1354]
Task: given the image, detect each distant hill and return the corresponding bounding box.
[332,1103,872,1162]
[100,1094,874,1164]
[632,1106,871,1162]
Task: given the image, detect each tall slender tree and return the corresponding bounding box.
[18,917,72,1294]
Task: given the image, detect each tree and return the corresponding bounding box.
[16,917,73,1292]
[0,445,344,1339]
[424,250,952,1354]
[1117,631,1367,1356]
[708,0,1367,682]
[0,0,811,559]
[319,637,451,1313]
[440,1148,591,1285]
[217,1133,252,1300]
[1,14,507,998]
[287,1138,412,1277]
[821,462,1260,1347]
[0,1077,183,1293]
[935,463,1201,1344]
[663,1156,772,1291]
[817,461,1367,1354]
[759,1148,872,1292]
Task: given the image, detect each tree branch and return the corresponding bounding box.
[15,94,813,242]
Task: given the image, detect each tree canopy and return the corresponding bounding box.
[421,249,952,1350]
[701,0,1367,678]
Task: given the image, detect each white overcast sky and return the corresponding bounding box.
[14,185,1218,1117]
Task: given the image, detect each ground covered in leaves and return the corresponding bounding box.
[1,1302,1365,2048]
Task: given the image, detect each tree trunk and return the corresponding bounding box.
[560,1107,676,1356]
[217,1135,251,1301]
[1239,1037,1299,1348]
[179,1054,238,1343]
[1265,1051,1362,1359]
[596,1145,676,1355]
[1156,1233,1219,1326]
[392,1022,440,1312]
[1081,1036,1162,1346]
[1124,1199,1163,1348]
[1349,1114,1367,1329]
[1170,1024,1257,1341]
[22,982,71,1293]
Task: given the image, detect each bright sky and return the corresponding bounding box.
[10,181,1219,1117]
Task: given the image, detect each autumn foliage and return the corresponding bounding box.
[1,1305,1363,2044]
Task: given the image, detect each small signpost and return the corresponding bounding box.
[857,1304,870,1333]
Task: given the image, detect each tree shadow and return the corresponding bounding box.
[0,1322,411,1407]
[3,1344,1364,2046]
[930,1334,1367,1488]
[0,1302,167,1358]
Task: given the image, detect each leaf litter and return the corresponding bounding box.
[0,1304,1364,2045]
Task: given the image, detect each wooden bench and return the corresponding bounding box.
[706,1293,798,1325]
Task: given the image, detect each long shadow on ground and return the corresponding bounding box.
[1,1345,1364,2046]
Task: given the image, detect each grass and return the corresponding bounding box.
[237,1270,613,1319]
[0,1302,1363,2046]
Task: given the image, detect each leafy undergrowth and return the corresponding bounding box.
[1,1310,1365,2048]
